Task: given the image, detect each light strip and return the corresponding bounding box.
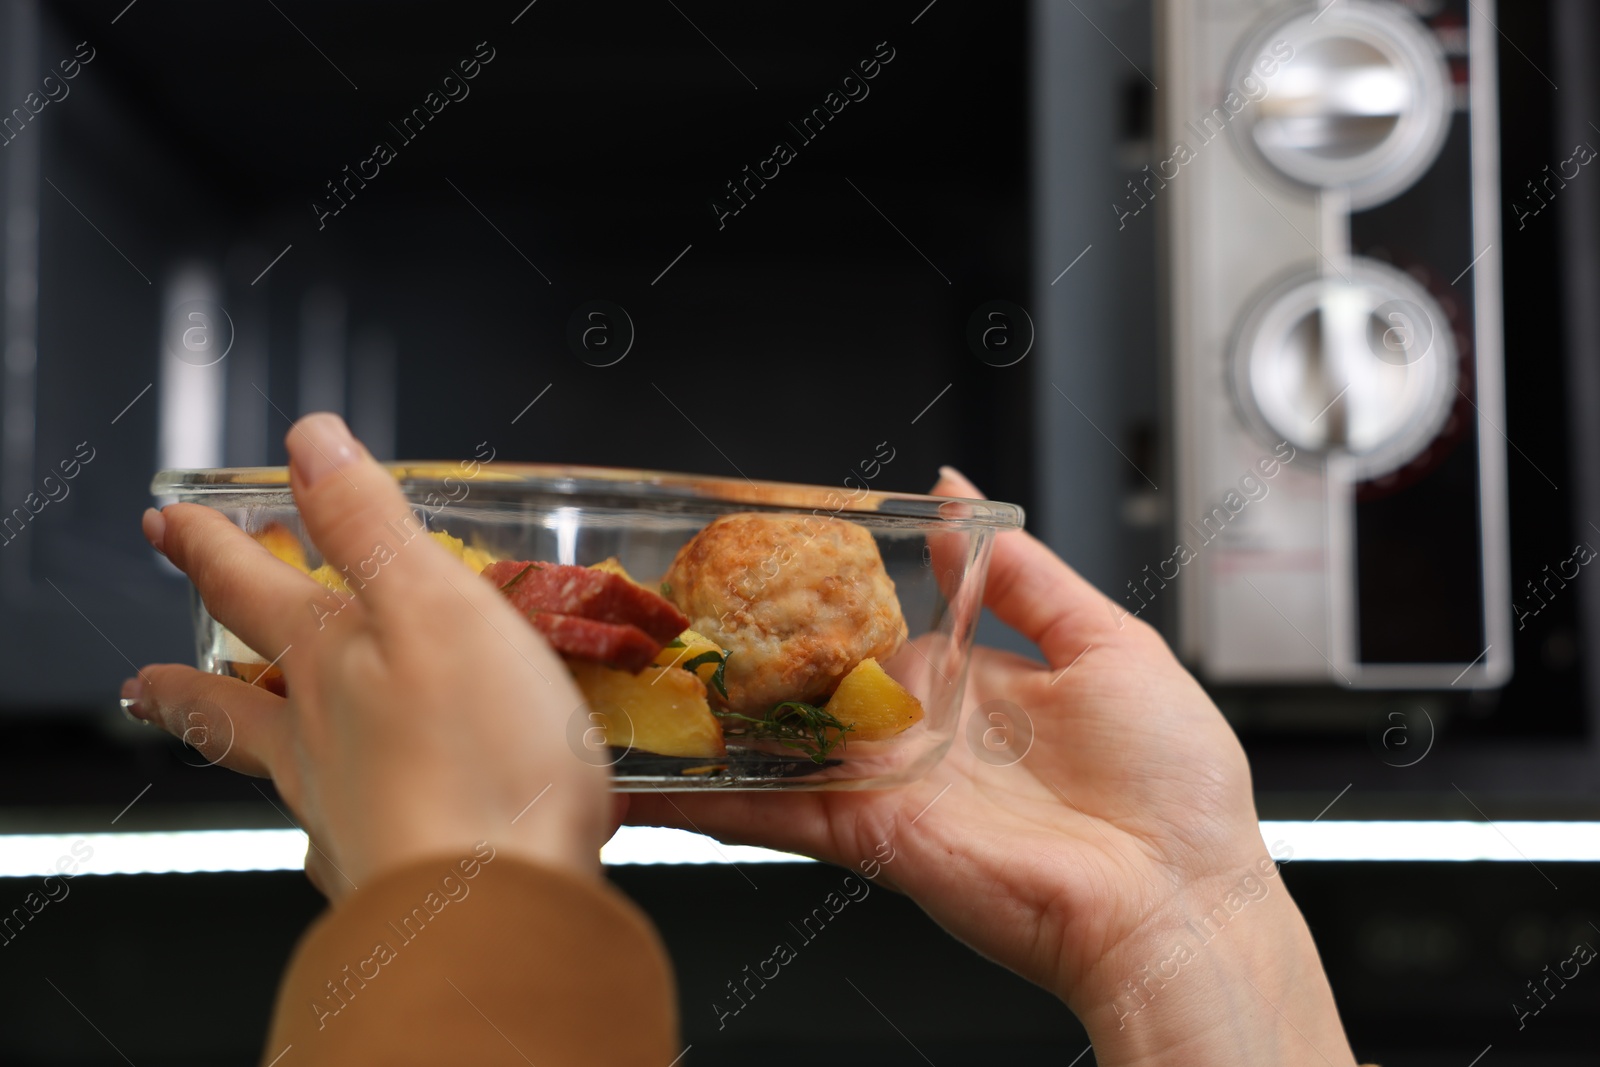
[1260,820,1600,863]
[1,822,1598,879]
[600,826,812,866]
[0,829,309,879]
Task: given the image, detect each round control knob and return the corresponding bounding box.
[1229,258,1457,479]
[1229,0,1452,208]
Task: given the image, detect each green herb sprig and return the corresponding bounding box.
[714,698,854,764]
[498,562,542,592]
[678,649,730,698]
[710,652,729,699]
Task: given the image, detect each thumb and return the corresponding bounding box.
[931,465,1123,669]
[285,413,455,611]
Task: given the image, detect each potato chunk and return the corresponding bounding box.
[430,529,495,574]
[825,657,924,741]
[589,557,639,584]
[300,528,494,593]
[568,661,726,758]
[308,563,349,594]
[254,523,310,573]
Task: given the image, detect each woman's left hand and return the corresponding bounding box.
[127,413,615,899]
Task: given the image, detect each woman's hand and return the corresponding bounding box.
[628,468,1359,1066]
[126,413,612,900]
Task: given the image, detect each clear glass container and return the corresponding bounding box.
[151,463,1023,791]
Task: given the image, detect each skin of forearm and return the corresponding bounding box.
[1067,869,1360,1067]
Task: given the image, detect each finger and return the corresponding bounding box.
[285,413,459,613]
[305,835,361,900]
[156,503,330,660]
[924,467,982,602]
[301,836,364,902]
[932,465,1126,668]
[304,842,330,899]
[126,663,288,778]
[303,836,361,901]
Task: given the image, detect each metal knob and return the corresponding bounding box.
[1230,0,1452,208]
[1230,259,1456,478]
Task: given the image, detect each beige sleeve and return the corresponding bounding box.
[261,853,678,1065]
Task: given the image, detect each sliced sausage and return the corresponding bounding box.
[481,560,688,643]
[526,613,662,673]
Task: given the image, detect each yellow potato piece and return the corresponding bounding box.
[825,657,924,741]
[652,629,726,691]
[308,563,349,594]
[461,546,496,574]
[429,529,495,574]
[254,523,310,573]
[568,661,726,758]
[300,528,494,593]
[430,529,468,558]
[589,557,638,584]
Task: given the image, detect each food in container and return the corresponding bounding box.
[151,463,1023,791]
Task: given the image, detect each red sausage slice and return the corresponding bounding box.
[525,613,662,673]
[481,560,688,644]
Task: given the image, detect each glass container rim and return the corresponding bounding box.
[151,462,1025,529]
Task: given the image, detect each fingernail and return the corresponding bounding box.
[142,507,166,554]
[288,413,361,488]
[936,466,984,498]
[119,676,148,723]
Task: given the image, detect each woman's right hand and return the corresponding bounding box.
[630,468,1361,1066]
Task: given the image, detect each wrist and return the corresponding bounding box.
[352,778,611,892]
[498,802,610,883]
[1067,864,1358,1067]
